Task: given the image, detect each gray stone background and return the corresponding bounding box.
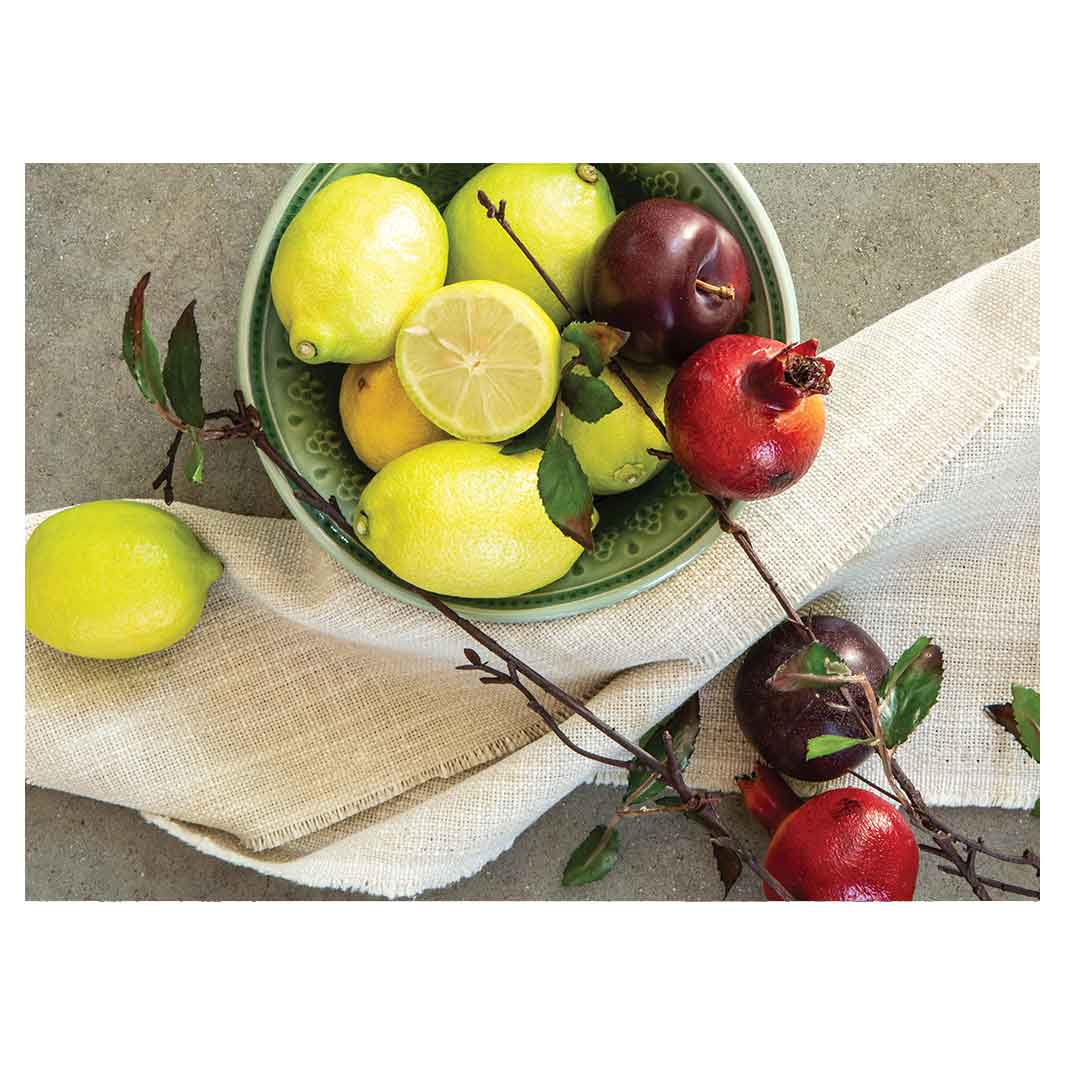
[25,164,1039,900]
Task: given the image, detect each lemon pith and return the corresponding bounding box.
[395,280,561,443]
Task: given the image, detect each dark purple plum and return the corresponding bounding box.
[583,197,751,365]
[734,616,889,782]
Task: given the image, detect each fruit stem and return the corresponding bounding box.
[296,341,317,361]
[476,191,579,321]
[694,279,736,301]
[575,164,599,185]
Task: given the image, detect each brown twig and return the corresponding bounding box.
[151,428,184,505]
[477,192,578,320]
[923,850,1039,898]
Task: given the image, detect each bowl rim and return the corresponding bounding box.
[235,163,799,623]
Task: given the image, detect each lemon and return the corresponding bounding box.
[395,280,561,443]
[562,361,673,494]
[271,173,448,365]
[354,440,584,598]
[25,501,222,659]
[444,164,616,327]
[339,358,450,472]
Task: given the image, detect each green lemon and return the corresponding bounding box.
[562,361,673,494]
[271,173,448,365]
[444,164,616,328]
[354,440,584,598]
[26,501,223,659]
[396,280,561,442]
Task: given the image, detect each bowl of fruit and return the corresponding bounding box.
[236,163,800,622]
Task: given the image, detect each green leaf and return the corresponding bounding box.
[560,372,623,423]
[879,639,943,748]
[712,842,742,898]
[561,321,630,376]
[768,642,852,692]
[877,636,932,701]
[184,433,205,484]
[806,734,874,760]
[625,694,701,805]
[561,824,619,886]
[1010,684,1040,762]
[1032,798,1039,818]
[499,407,554,454]
[121,273,169,410]
[537,433,594,551]
[164,300,205,427]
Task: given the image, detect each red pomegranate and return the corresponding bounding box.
[665,335,833,500]
[740,763,919,902]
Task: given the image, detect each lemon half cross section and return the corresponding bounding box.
[395,280,561,443]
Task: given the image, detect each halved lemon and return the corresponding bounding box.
[395,280,561,442]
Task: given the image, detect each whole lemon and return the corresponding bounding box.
[271,173,448,365]
[562,361,673,494]
[444,164,616,328]
[354,440,585,598]
[26,501,223,659]
[339,358,450,472]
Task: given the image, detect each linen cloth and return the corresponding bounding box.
[25,242,1040,897]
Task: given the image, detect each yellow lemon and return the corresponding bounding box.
[562,361,673,494]
[26,501,222,659]
[339,358,450,472]
[354,440,584,598]
[395,280,561,442]
[444,164,616,327]
[271,173,448,365]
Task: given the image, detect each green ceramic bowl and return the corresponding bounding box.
[236,164,799,622]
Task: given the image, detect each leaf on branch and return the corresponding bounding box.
[561,824,619,886]
[561,321,630,376]
[184,433,205,484]
[768,642,851,692]
[806,734,874,760]
[500,407,554,455]
[560,371,623,423]
[1011,684,1040,763]
[988,685,1040,762]
[164,300,206,427]
[625,694,702,805]
[712,842,742,898]
[878,638,943,748]
[462,648,482,666]
[121,273,169,410]
[537,433,594,551]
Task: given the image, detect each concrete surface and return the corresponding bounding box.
[25,164,1040,901]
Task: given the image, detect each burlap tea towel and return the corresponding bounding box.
[26,241,1039,897]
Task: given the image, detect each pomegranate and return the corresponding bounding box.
[734,616,889,781]
[665,335,833,500]
[740,763,919,901]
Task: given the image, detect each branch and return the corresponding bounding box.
[151,428,184,505]
[477,192,578,320]
[457,654,631,770]
[927,855,1039,898]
